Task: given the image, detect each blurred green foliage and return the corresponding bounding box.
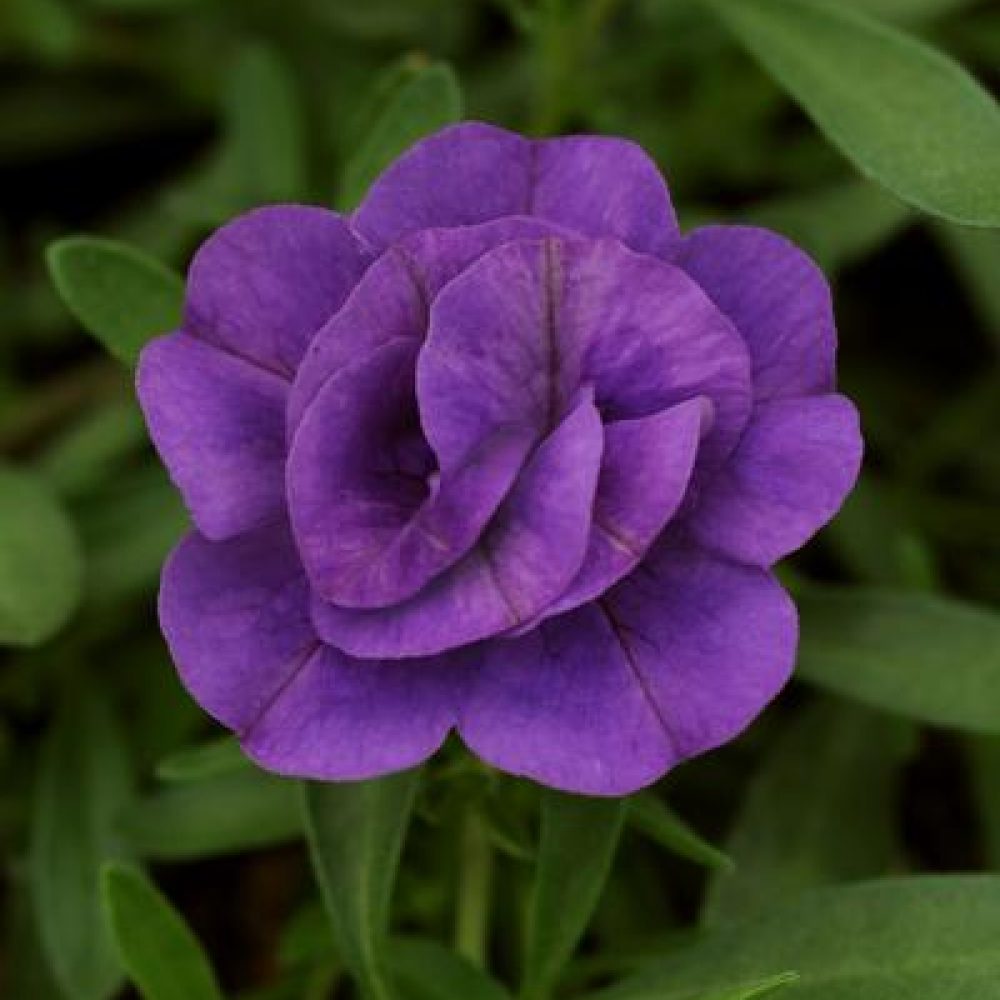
[2,0,1000,998]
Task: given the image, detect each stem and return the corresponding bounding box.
[455,808,493,967]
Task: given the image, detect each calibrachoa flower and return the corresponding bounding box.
[138,123,862,795]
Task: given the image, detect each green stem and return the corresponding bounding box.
[455,808,493,967]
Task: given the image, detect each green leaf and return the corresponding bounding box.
[155,736,248,782]
[706,0,1000,227]
[934,225,1000,348]
[30,686,132,1000]
[0,465,83,646]
[101,864,222,1000]
[302,770,421,1000]
[522,792,626,1000]
[591,877,1000,999]
[702,699,914,924]
[339,62,462,209]
[391,938,512,1000]
[46,237,183,366]
[223,44,306,202]
[796,586,1000,732]
[120,767,301,860]
[695,974,801,1000]
[628,794,733,873]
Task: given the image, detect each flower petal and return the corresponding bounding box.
[418,237,752,472]
[288,217,571,436]
[240,644,459,781]
[185,205,370,377]
[287,339,532,608]
[674,226,836,400]
[459,546,796,795]
[528,396,710,623]
[137,333,287,539]
[353,123,678,256]
[159,524,317,734]
[686,394,863,566]
[312,391,603,658]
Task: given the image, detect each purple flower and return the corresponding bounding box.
[137,123,862,795]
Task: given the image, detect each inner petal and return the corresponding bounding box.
[286,338,532,609]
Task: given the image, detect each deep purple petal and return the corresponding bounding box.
[287,339,532,608]
[288,217,572,437]
[674,226,835,400]
[137,333,287,540]
[159,524,316,734]
[353,123,678,256]
[312,391,604,658]
[527,396,711,624]
[531,135,679,257]
[459,546,796,795]
[185,205,370,377]
[418,237,752,471]
[288,249,426,434]
[240,644,459,781]
[686,394,863,566]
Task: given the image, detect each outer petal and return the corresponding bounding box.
[686,394,863,566]
[674,226,836,400]
[137,333,287,540]
[160,525,457,780]
[159,524,317,734]
[185,205,370,377]
[240,644,459,781]
[287,339,531,608]
[312,392,603,658]
[353,123,678,256]
[418,237,752,471]
[459,547,797,796]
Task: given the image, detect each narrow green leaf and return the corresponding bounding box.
[46,237,183,366]
[391,938,512,1000]
[224,44,306,202]
[848,0,977,23]
[702,699,914,924]
[302,770,421,1000]
[696,974,800,1000]
[30,686,132,999]
[0,465,83,646]
[339,62,462,209]
[707,0,1000,227]
[102,864,222,1000]
[628,794,733,873]
[796,586,1000,732]
[522,792,626,1000]
[591,878,1000,999]
[120,767,300,860]
[155,736,247,782]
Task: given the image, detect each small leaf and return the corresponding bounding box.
[628,794,733,873]
[695,973,801,1000]
[302,770,421,1000]
[707,0,1000,227]
[796,586,1000,732]
[522,792,626,1000]
[120,767,301,860]
[30,685,132,1000]
[102,864,222,1000]
[46,237,182,365]
[591,878,1000,999]
[702,699,914,924]
[0,465,83,646]
[391,938,512,1000]
[339,62,462,209]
